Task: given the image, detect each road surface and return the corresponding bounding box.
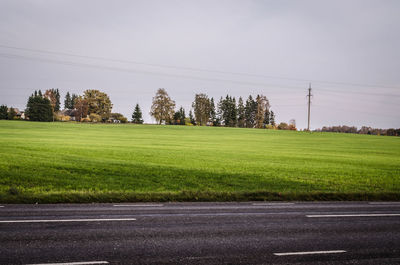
[0,202,399,264]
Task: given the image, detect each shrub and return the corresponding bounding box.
[89,113,102,123]
[277,122,289,130]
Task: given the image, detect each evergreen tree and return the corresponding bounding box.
[216,97,224,126]
[221,95,230,126]
[178,107,186,125]
[264,108,270,127]
[237,97,245,128]
[55,89,61,111]
[25,90,53,121]
[244,95,256,128]
[270,110,276,126]
[172,107,185,125]
[210,97,218,126]
[0,105,8,119]
[218,95,236,127]
[71,94,78,109]
[64,92,72,109]
[8,107,16,120]
[131,103,144,124]
[229,97,237,127]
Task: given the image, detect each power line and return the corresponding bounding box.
[0,44,399,90]
[2,52,400,100]
[0,52,304,91]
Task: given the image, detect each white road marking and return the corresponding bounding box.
[252,203,294,206]
[113,204,163,207]
[274,250,346,256]
[307,213,400,218]
[0,206,4,207]
[26,261,109,265]
[369,202,400,205]
[0,218,136,223]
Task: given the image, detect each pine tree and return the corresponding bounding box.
[178,107,185,125]
[0,105,8,119]
[270,110,275,126]
[230,97,237,127]
[71,94,78,109]
[216,97,224,126]
[210,98,218,126]
[64,92,72,109]
[244,95,255,128]
[55,89,61,111]
[222,95,231,126]
[26,90,53,121]
[172,107,186,125]
[132,103,144,124]
[237,97,245,128]
[264,108,270,127]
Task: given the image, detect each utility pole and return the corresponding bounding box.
[307,83,312,131]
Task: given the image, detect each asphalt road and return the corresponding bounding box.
[1,202,400,264]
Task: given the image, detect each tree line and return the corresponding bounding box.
[149,88,279,129]
[2,87,398,136]
[315,125,400,136]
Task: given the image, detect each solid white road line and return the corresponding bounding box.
[369,202,400,205]
[307,213,400,218]
[113,204,163,207]
[26,261,109,265]
[0,206,4,207]
[252,203,294,206]
[274,250,346,256]
[0,218,136,223]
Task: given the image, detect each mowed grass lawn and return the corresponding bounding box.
[0,120,399,202]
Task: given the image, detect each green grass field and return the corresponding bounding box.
[0,120,399,203]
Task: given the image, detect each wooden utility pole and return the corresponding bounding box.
[307,83,312,131]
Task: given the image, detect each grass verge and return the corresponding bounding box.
[1,190,399,204]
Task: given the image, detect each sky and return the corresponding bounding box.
[0,0,399,129]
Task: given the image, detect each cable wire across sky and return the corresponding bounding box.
[1,44,399,91]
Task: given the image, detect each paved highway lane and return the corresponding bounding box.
[0,202,400,264]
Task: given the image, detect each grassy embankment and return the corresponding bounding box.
[0,120,399,203]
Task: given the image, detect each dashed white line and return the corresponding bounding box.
[274,250,346,256]
[0,206,4,207]
[113,204,163,207]
[26,261,109,265]
[0,218,136,223]
[306,213,400,218]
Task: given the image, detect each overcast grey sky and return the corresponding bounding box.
[0,0,399,129]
